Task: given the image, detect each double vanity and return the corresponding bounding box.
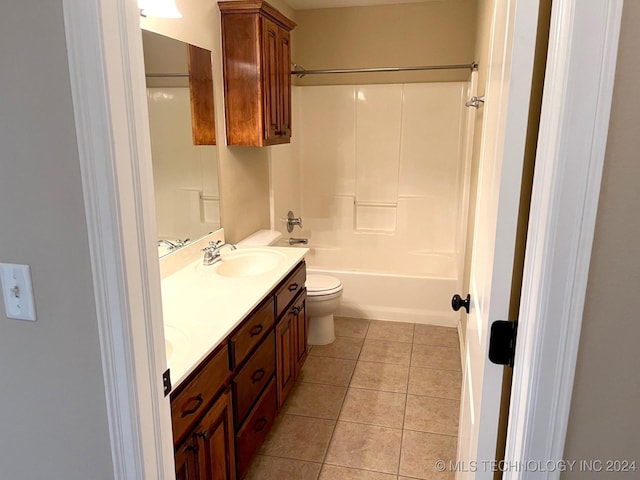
[160,234,309,480]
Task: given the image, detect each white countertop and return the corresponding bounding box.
[160,241,308,387]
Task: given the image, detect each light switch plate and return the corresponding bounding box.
[0,263,37,321]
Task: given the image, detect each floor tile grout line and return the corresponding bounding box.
[317,323,366,472]
[322,460,403,477]
[401,426,459,438]
[397,338,418,476]
[405,392,462,402]
[254,453,324,465]
[325,417,405,430]
[354,360,411,366]
[409,364,464,373]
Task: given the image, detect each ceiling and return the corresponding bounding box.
[284,0,437,10]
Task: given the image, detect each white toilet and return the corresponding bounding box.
[237,230,343,345]
[306,274,343,345]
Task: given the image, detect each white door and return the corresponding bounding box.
[457,1,540,478]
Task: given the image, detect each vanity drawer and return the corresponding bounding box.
[233,332,276,425]
[236,378,278,480]
[231,297,274,368]
[275,262,306,318]
[170,344,230,444]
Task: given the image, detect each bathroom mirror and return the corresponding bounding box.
[141,29,221,257]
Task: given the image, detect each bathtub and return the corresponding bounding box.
[308,267,458,326]
[278,239,461,326]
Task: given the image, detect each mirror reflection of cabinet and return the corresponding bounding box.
[141,30,220,256]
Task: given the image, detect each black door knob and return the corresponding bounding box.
[452,294,470,314]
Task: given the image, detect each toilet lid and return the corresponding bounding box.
[306,274,343,296]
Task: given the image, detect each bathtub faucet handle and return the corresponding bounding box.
[283,211,303,233]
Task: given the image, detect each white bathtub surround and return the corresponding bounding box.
[270,82,471,325]
[146,87,220,239]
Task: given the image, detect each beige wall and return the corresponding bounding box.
[562,1,640,474]
[0,2,114,478]
[142,0,295,243]
[293,0,477,85]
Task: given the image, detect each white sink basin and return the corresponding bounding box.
[213,248,286,277]
[164,325,188,362]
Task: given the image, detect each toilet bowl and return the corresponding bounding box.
[306,274,343,345]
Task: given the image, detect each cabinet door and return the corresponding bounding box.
[293,293,308,376]
[194,389,236,480]
[277,27,291,141]
[175,439,199,480]
[275,312,296,408]
[261,17,281,144]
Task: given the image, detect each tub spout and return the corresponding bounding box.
[289,237,308,246]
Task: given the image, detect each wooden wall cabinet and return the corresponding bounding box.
[219,1,296,146]
[171,261,307,480]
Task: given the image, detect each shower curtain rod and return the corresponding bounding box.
[291,61,478,77]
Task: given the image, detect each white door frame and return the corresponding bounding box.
[62,0,175,478]
[61,0,624,479]
[504,0,623,476]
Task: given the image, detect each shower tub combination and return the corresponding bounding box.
[270,80,473,329]
[281,241,461,327]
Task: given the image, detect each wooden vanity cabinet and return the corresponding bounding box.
[175,438,199,480]
[274,264,308,407]
[172,345,235,480]
[194,389,237,480]
[219,0,295,146]
[175,389,236,480]
[171,261,307,480]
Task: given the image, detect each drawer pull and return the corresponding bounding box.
[181,394,204,418]
[287,283,299,292]
[254,417,268,432]
[249,324,264,337]
[251,369,266,383]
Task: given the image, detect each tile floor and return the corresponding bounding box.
[246,317,462,480]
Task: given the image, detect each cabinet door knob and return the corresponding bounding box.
[186,443,199,454]
[197,430,209,440]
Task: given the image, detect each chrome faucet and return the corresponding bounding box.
[283,211,303,233]
[158,239,177,250]
[158,238,190,251]
[202,240,237,266]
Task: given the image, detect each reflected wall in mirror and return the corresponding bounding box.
[141,30,220,257]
